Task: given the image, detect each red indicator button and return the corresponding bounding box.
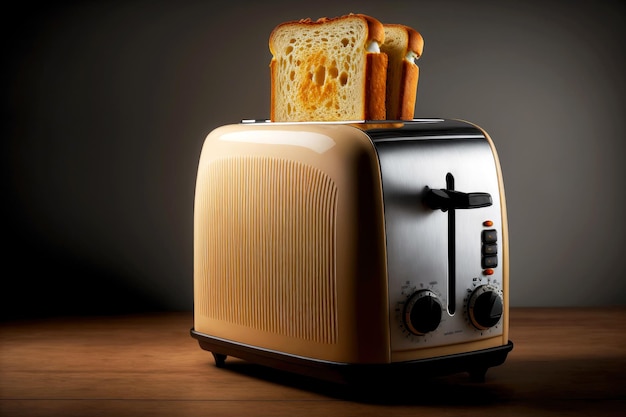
[483,268,495,276]
[483,220,494,227]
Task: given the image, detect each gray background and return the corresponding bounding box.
[3,0,625,319]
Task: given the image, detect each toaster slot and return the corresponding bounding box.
[446,173,457,315]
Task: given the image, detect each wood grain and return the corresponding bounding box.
[1,308,624,416]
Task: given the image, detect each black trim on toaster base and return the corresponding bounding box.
[190,328,514,384]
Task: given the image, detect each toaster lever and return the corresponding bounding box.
[423,188,492,211]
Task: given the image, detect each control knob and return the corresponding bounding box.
[467,285,503,330]
[403,290,442,335]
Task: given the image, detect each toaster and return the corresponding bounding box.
[190,118,513,383]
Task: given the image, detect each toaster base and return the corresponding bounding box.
[190,328,513,384]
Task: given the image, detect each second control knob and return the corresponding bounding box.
[403,290,442,335]
[467,285,503,330]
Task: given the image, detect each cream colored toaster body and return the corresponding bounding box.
[191,119,512,382]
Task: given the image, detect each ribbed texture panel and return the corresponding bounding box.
[196,156,338,344]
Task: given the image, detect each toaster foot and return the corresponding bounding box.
[212,352,227,368]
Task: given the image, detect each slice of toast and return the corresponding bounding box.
[269,13,388,122]
[381,24,424,120]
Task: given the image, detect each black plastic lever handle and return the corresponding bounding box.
[423,187,492,212]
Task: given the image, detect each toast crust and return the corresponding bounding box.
[399,62,419,120]
[269,60,278,122]
[366,53,388,120]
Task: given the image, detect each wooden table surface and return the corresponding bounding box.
[1,308,624,417]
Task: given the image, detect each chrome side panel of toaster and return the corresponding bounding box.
[372,129,505,358]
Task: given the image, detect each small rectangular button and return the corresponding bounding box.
[482,255,498,268]
[482,243,498,255]
[482,229,498,244]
